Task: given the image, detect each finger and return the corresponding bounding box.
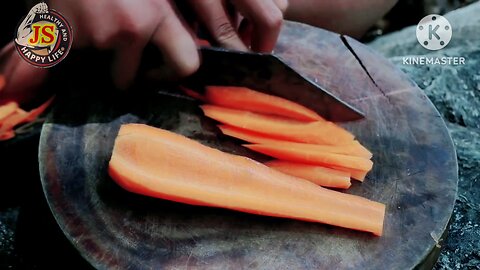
[238,18,253,48]
[0,42,15,63]
[0,52,48,104]
[112,42,145,89]
[189,0,247,51]
[273,0,289,13]
[232,0,284,52]
[151,2,199,78]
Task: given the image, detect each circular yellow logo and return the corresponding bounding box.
[14,2,73,68]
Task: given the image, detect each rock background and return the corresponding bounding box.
[370,3,480,269]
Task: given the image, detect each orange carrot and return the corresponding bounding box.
[0,97,54,141]
[244,144,373,172]
[219,125,371,159]
[179,86,206,102]
[201,105,354,145]
[0,130,15,141]
[273,140,372,159]
[265,160,352,189]
[205,86,323,121]
[328,165,369,182]
[218,125,287,144]
[0,102,19,122]
[195,38,211,47]
[23,96,54,122]
[0,109,28,134]
[108,124,385,235]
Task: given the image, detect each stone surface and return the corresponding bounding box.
[369,3,480,269]
[0,208,19,268]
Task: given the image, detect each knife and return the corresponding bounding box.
[182,47,364,122]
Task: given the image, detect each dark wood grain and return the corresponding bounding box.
[38,22,458,270]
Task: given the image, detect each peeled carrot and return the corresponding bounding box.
[109,124,385,235]
[23,96,54,122]
[220,124,371,159]
[265,160,352,189]
[0,102,19,122]
[201,105,354,145]
[218,125,287,144]
[0,108,28,133]
[179,86,206,102]
[271,140,372,159]
[328,165,369,182]
[0,97,54,141]
[195,38,211,47]
[0,130,15,141]
[205,86,323,121]
[245,144,373,172]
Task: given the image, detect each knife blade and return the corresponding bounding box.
[182,47,364,122]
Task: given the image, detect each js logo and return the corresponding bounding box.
[29,22,57,47]
[14,2,73,68]
[416,14,452,51]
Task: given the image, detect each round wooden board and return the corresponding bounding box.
[39,22,458,269]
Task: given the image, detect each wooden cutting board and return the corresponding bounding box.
[39,21,458,269]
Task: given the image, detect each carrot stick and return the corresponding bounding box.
[0,130,15,141]
[201,105,354,145]
[205,86,323,121]
[0,97,54,136]
[195,38,211,47]
[0,109,28,133]
[219,124,371,158]
[265,160,352,189]
[244,144,373,172]
[23,96,54,122]
[108,124,385,235]
[0,102,19,122]
[275,140,372,159]
[179,86,206,102]
[218,125,287,144]
[328,165,369,182]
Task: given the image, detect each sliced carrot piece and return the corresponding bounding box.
[23,96,54,122]
[195,38,211,47]
[108,124,385,235]
[201,105,354,145]
[179,86,206,102]
[265,160,352,189]
[244,144,373,172]
[218,125,287,144]
[0,97,53,134]
[205,86,323,121]
[0,130,15,141]
[0,102,19,122]
[220,125,371,158]
[276,140,372,159]
[328,165,369,182]
[0,109,28,133]
[0,75,6,92]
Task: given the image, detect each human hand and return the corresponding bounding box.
[49,0,287,88]
[189,0,287,52]
[49,0,200,88]
[0,42,49,105]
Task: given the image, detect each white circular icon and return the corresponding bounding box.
[416,14,452,51]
